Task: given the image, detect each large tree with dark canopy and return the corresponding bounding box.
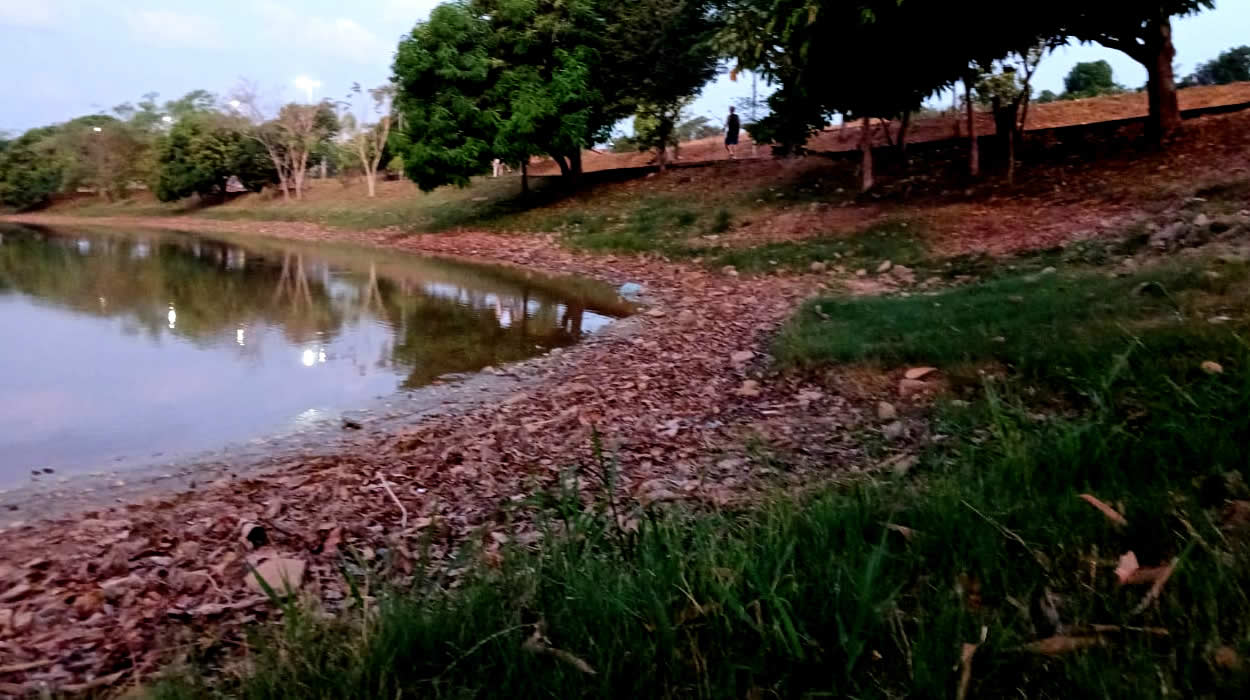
[1056,1,1214,143]
[391,0,723,191]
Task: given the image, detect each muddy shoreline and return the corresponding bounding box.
[0,213,843,693]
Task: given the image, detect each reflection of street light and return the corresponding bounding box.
[294,75,321,103]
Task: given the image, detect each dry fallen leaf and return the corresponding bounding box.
[1115,551,1140,584]
[1078,494,1128,527]
[247,558,306,594]
[1201,360,1224,375]
[1021,635,1105,655]
[904,366,938,380]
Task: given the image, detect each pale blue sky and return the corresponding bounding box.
[0,0,1246,134]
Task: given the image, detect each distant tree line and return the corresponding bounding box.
[6,1,1247,209]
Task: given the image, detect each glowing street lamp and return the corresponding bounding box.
[294,76,321,103]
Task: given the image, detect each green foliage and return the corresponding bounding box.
[392,0,722,189]
[153,115,276,202]
[390,2,503,191]
[1183,45,1250,87]
[0,126,66,210]
[1062,60,1122,98]
[1037,88,1060,103]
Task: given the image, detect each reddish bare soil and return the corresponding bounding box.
[528,82,1250,175]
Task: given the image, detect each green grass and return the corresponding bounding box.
[153,254,1250,699]
[545,196,723,257]
[711,220,928,274]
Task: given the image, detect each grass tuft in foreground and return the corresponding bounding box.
[155,257,1250,699]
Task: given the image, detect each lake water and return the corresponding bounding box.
[0,224,629,485]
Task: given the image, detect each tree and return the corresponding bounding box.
[343,83,396,197]
[153,114,275,202]
[55,115,145,200]
[1062,60,1122,98]
[391,0,721,191]
[1037,89,1060,103]
[233,86,338,200]
[1183,45,1250,86]
[390,2,499,192]
[607,0,721,171]
[975,43,1055,183]
[1057,1,1214,143]
[0,126,65,210]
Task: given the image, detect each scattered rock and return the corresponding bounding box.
[618,282,645,299]
[676,309,696,325]
[1039,266,1057,276]
[877,260,893,273]
[342,418,363,430]
[1150,222,1188,250]
[1193,213,1211,228]
[855,268,868,277]
[889,264,915,284]
[646,308,667,318]
[899,378,931,399]
[882,421,905,440]
[809,261,827,273]
[1201,361,1224,375]
[736,380,762,397]
[883,453,919,477]
[730,350,754,365]
[721,265,739,277]
[876,401,898,421]
[904,367,938,380]
[246,558,307,594]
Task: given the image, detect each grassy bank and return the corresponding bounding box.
[154,253,1250,699]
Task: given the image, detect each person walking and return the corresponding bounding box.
[725,106,741,160]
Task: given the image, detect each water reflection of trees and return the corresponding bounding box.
[0,225,614,388]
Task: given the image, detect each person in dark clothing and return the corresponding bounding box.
[725,106,740,159]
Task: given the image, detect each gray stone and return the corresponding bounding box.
[1150,221,1189,250]
[809,261,827,273]
[876,401,897,421]
[882,421,905,440]
[1194,213,1211,228]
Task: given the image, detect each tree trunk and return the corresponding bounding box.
[552,154,570,178]
[879,118,894,147]
[898,110,911,161]
[859,116,874,193]
[366,171,376,197]
[521,160,529,197]
[1007,124,1016,185]
[657,143,668,172]
[965,80,979,177]
[1144,15,1181,145]
[570,150,583,177]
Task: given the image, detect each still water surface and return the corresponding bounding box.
[0,224,629,483]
